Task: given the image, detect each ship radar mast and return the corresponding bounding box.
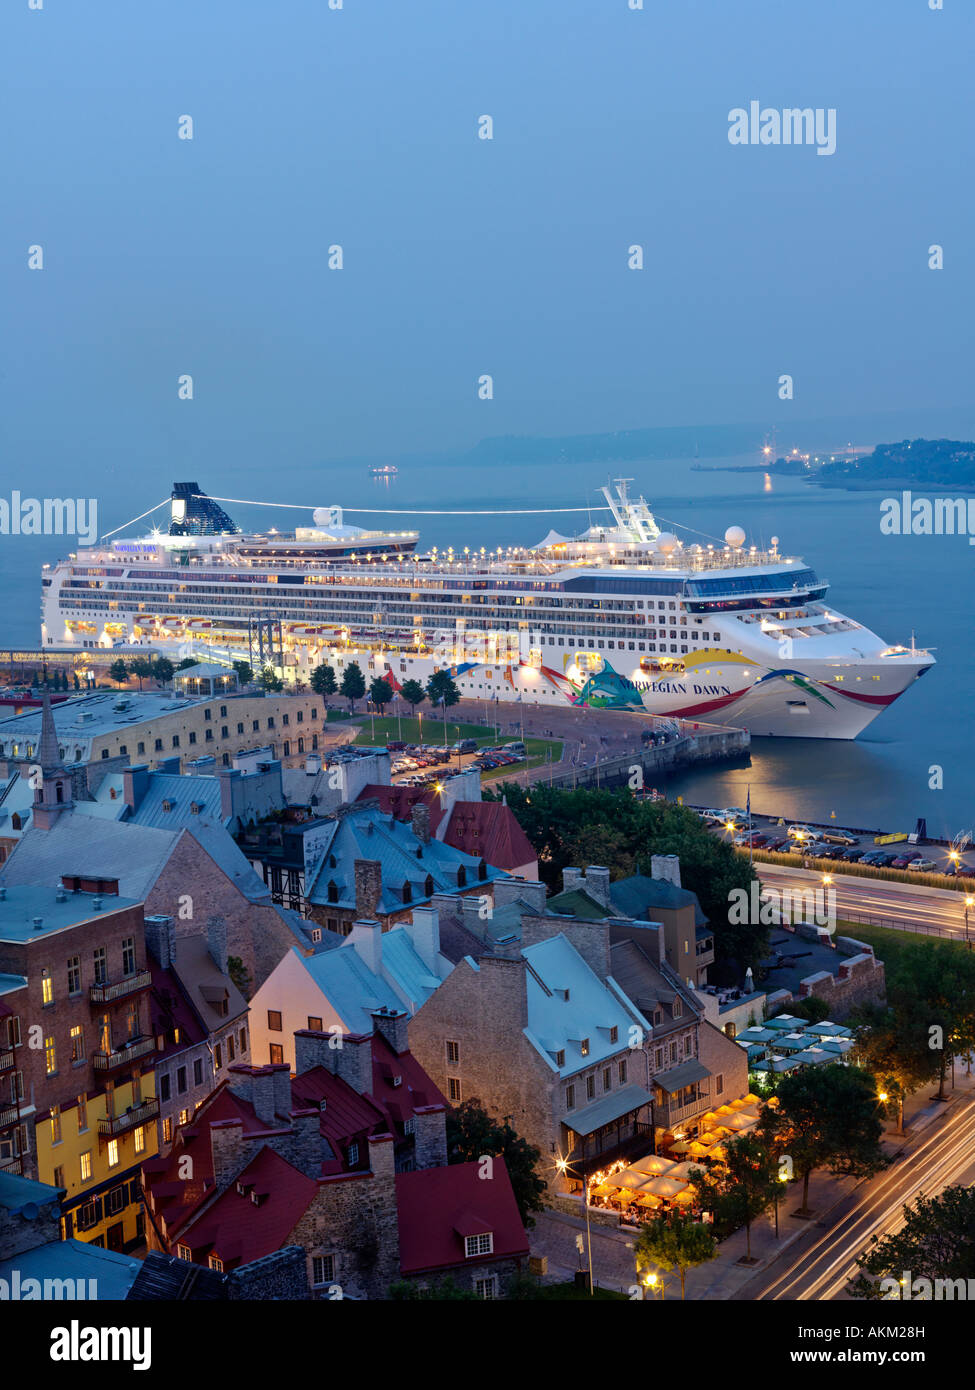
[599,479,661,544]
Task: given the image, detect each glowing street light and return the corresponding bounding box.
[556,1156,594,1295]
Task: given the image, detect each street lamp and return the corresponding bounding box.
[774,1170,789,1238]
[965,896,974,949]
[556,1157,594,1295]
[642,1270,663,1301]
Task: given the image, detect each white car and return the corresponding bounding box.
[787,824,822,843]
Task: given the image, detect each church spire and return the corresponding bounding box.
[32,690,72,829]
[37,689,64,774]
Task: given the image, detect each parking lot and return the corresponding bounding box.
[692,805,975,880]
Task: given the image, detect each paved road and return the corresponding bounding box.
[738,1092,975,1300]
[755,861,975,942]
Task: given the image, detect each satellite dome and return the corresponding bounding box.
[655,531,679,555]
[771,535,779,549]
[313,506,341,526]
[724,525,746,549]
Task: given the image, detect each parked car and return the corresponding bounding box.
[842,847,866,861]
[787,824,822,843]
[910,858,938,872]
[503,741,527,754]
[823,830,858,846]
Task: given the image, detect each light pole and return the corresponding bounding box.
[556,1157,594,1295]
[774,1170,788,1238]
[418,710,423,749]
[965,895,974,949]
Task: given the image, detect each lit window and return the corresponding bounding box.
[50,1105,62,1144]
[76,1094,88,1132]
[208,1255,223,1272]
[107,1139,119,1168]
[134,1126,145,1155]
[70,1025,85,1063]
[42,970,54,1006]
[80,1151,92,1182]
[177,1244,191,1261]
[45,1037,57,1076]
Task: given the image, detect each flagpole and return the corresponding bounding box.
[748,784,753,870]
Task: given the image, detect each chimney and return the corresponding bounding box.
[144,913,175,970]
[154,756,181,776]
[228,1065,288,1127]
[353,859,382,918]
[305,753,322,775]
[218,767,242,821]
[210,1117,245,1191]
[294,1028,339,1076]
[585,865,611,908]
[430,892,463,925]
[348,919,384,978]
[650,854,681,888]
[371,1005,410,1055]
[206,914,228,975]
[122,764,150,812]
[493,876,546,913]
[323,1031,374,1096]
[407,906,440,972]
[411,802,432,846]
[562,867,583,894]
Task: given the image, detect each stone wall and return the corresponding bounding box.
[226,1245,309,1300]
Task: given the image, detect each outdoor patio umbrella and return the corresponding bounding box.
[642,1175,688,1199]
[669,1140,692,1154]
[698,1131,719,1146]
[630,1155,677,1178]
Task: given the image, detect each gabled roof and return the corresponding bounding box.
[355,783,446,831]
[545,887,607,920]
[370,1031,447,1121]
[175,1146,318,1270]
[396,1159,529,1276]
[123,773,224,829]
[441,801,536,873]
[289,1066,386,1169]
[0,1239,142,1301]
[521,933,641,1077]
[127,1250,228,1301]
[293,946,413,1034]
[610,874,708,926]
[0,815,180,901]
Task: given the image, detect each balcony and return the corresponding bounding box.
[92,1036,157,1073]
[0,1100,22,1130]
[89,969,152,1006]
[0,1046,14,1073]
[654,1090,711,1128]
[98,1096,160,1138]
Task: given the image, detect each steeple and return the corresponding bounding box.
[32,690,72,829]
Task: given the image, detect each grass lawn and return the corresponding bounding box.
[838,921,970,973]
[324,708,354,722]
[353,714,506,747]
[518,1280,629,1301]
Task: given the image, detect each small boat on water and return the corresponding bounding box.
[369,464,398,477]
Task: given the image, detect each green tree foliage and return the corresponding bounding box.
[689,1134,779,1261]
[227,956,252,999]
[633,1210,717,1299]
[852,1001,938,1134]
[151,657,174,685]
[108,658,128,687]
[388,1275,479,1301]
[127,656,154,691]
[791,996,831,1025]
[339,661,366,711]
[445,1098,545,1229]
[425,669,460,709]
[399,678,425,713]
[369,676,393,712]
[849,1186,975,1299]
[310,662,337,697]
[232,660,253,684]
[176,657,197,670]
[758,1064,888,1214]
[483,785,762,972]
[880,940,975,1102]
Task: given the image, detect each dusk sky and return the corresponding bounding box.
[3,0,971,498]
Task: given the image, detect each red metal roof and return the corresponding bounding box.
[355,783,445,831]
[371,1032,447,1120]
[395,1159,529,1276]
[178,1146,318,1269]
[442,801,536,873]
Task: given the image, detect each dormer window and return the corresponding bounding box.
[673,999,682,1019]
[609,1026,619,1044]
[250,1191,264,1207]
[555,1049,565,1067]
[236,1181,247,1196]
[190,802,201,815]
[580,1038,590,1057]
[162,800,173,813]
[464,1233,493,1258]
[347,1142,360,1166]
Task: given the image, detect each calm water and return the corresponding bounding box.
[3,440,971,836]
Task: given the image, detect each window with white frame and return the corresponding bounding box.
[312,1254,335,1286]
[475,1275,498,1300]
[446,1039,460,1065]
[464,1233,493,1258]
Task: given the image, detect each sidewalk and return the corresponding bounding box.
[530,1063,975,1299]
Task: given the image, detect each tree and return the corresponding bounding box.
[481,785,765,975]
[399,678,425,714]
[339,661,366,712]
[128,656,154,691]
[633,1210,717,1299]
[72,673,80,691]
[176,657,197,670]
[445,1098,545,1229]
[232,660,253,685]
[151,656,174,685]
[852,1001,938,1134]
[369,676,393,713]
[882,940,975,1102]
[426,669,460,710]
[849,1186,975,1299]
[791,996,831,1025]
[310,662,337,697]
[388,1275,479,1301]
[261,666,284,693]
[227,956,252,999]
[758,1064,888,1215]
[108,658,128,687]
[690,1134,779,1262]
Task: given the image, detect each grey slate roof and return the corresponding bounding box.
[610,874,708,927]
[0,816,181,900]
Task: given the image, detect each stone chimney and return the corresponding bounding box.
[285,1108,325,1179]
[218,766,242,821]
[354,859,382,918]
[562,867,583,894]
[371,1005,410,1055]
[494,877,546,913]
[521,913,612,981]
[650,853,681,888]
[321,1030,374,1096]
[206,914,228,975]
[407,906,440,972]
[347,919,384,978]
[411,802,432,845]
[228,1065,288,1127]
[411,1108,448,1169]
[122,764,150,812]
[294,1029,340,1076]
[585,866,611,909]
[210,1117,245,1191]
[144,913,175,971]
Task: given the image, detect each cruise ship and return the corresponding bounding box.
[40,482,934,739]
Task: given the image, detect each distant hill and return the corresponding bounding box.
[463,422,762,465]
[818,439,975,489]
